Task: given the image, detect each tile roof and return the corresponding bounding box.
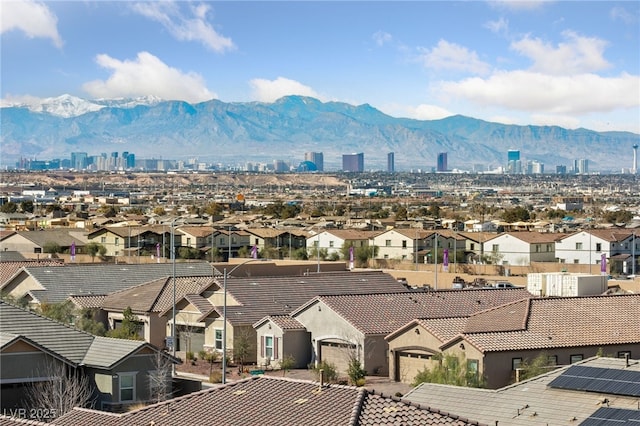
[322,229,383,240]
[52,376,484,426]
[254,314,306,331]
[0,301,150,369]
[0,259,64,287]
[404,357,640,426]
[220,271,409,326]
[0,250,26,262]
[457,294,640,352]
[68,294,107,309]
[11,262,214,303]
[9,229,87,247]
[295,288,532,335]
[485,231,564,244]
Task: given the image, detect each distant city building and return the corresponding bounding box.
[387,152,395,173]
[575,159,589,174]
[556,165,567,174]
[70,152,88,170]
[273,159,288,172]
[507,150,521,174]
[342,153,364,172]
[528,161,544,174]
[437,152,448,172]
[304,152,324,172]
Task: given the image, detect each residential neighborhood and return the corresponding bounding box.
[1,170,640,424]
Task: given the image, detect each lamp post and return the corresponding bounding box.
[221,257,262,384]
[434,232,438,290]
[170,219,177,375]
[632,231,636,277]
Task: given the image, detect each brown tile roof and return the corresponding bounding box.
[416,317,470,343]
[456,294,640,352]
[323,229,382,240]
[178,225,214,238]
[184,293,214,315]
[494,231,564,244]
[586,228,635,242]
[53,376,484,426]
[68,294,107,309]
[254,314,306,331]
[295,288,532,335]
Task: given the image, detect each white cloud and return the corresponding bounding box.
[419,40,491,75]
[407,104,454,120]
[249,77,322,102]
[372,31,393,47]
[488,1,550,12]
[82,52,216,103]
[130,1,234,53]
[484,17,509,35]
[511,31,610,75]
[438,70,639,115]
[610,6,637,24]
[0,0,62,48]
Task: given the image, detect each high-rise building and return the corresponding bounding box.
[342,153,364,172]
[507,150,521,174]
[437,152,448,172]
[70,152,88,170]
[273,159,288,172]
[387,152,395,173]
[576,159,589,174]
[304,152,324,171]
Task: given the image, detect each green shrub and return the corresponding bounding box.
[186,351,195,361]
[309,361,338,384]
[347,358,366,385]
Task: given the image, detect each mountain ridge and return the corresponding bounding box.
[1,95,638,171]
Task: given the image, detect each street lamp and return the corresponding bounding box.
[170,218,178,376]
[221,258,262,384]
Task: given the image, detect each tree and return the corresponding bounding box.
[291,247,308,260]
[0,201,18,213]
[153,206,166,216]
[232,328,254,374]
[502,206,530,223]
[107,307,143,340]
[25,360,94,420]
[280,354,296,376]
[85,242,107,262]
[147,350,173,404]
[74,308,106,336]
[394,206,408,221]
[39,301,76,325]
[309,361,338,384]
[43,241,62,255]
[347,358,366,386]
[20,200,34,213]
[516,352,557,382]
[412,353,484,388]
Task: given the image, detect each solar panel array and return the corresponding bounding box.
[580,407,640,425]
[549,365,640,397]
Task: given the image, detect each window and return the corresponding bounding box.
[467,359,479,376]
[596,243,602,252]
[547,355,558,365]
[547,244,552,252]
[119,373,136,402]
[115,237,119,246]
[574,259,579,264]
[576,242,583,250]
[535,245,540,252]
[186,238,191,246]
[214,329,223,351]
[512,358,522,370]
[570,354,583,364]
[492,244,499,252]
[101,237,106,243]
[314,240,319,248]
[219,237,225,245]
[402,240,407,249]
[384,254,389,259]
[385,240,391,247]
[470,243,475,250]
[264,336,273,359]
[618,351,632,358]
[329,241,334,248]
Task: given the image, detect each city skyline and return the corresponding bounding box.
[1,1,638,134]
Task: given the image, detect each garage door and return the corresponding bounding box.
[396,351,432,383]
[320,341,355,374]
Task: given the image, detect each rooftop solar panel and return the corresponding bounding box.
[580,407,640,425]
[549,365,640,397]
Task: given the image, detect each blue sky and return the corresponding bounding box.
[1,0,639,133]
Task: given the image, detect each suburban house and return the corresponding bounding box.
[86,225,171,259]
[177,225,213,251]
[0,301,179,413]
[211,228,251,260]
[555,228,638,274]
[371,228,431,263]
[253,315,311,369]
[70,276,214,349]
[166,271,409,368]
[416,294,640,389]
[404,356,640,425]
[41,375,484,426]
[0,229,87,258]
[244,228,308,258]
[307,229,381,260]
[0,262,214,308]
[481,231,562,266]
[457,232,494,263]
[290,288,532,377]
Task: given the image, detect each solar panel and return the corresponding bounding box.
[580,407,640,425]
[549,365,640,397]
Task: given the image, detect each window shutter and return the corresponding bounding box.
[274,337,279,360]
[261,335,265,358]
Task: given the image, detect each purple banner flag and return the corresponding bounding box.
[349,246,354,270]
[156,243,161,263]
[443,248,449,272]
[251,245,258,259]
[601,253,607,275]
[70,242,76,262]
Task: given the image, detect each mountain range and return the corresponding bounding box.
[1,94,638,172]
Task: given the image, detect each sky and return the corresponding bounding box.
[1,0,639,133]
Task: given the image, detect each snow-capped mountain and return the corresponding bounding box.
[1,95,638,171]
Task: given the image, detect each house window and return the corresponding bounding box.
[547,244,552,252]
[402,240,407,249]
[535,245,540,252]
[573,259,579,264]
[570,354,583,364]
[186,238,191,246]
[385,240,391,247]
[467,359,479,376]
[264,336,274,359]
[214,329,223,351]
[329,241,334,248]
[115,237,119,246]
[384,254,389,259]
[219,237,225,245]
[101,237,106,243]
[119,373,136,402]
[314,240,319,248]
[492,244,499,252]
[547,355,558,365]
[576,242,583,250]
[595,243,602,252]
[470,243,475,250]
[512,358,522,370]
[618,351,632,358]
